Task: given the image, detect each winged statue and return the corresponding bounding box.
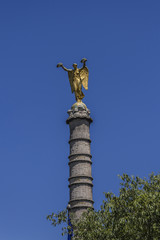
[57,58,89,103]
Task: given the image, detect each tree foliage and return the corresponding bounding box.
[47,173,160,240]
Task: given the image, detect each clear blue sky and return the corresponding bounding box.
[0,1,160,239]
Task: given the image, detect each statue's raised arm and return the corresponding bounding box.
[57,58,89,103]
[79,58,89,90]
[80,58,87,69]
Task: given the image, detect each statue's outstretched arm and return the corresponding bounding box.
[57,63,72,72]
[62,65,72,72]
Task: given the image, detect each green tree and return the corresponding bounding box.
[47,173,160,240]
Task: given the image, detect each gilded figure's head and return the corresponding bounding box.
[72,63,77,69]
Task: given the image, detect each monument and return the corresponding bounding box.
[57,59,94,221]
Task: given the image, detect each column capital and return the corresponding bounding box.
[66,102,93,124]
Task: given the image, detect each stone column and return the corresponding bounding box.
[66,102,94,220]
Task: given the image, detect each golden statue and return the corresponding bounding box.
[57,58,89,103]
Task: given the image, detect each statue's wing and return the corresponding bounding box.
[80,66,89,90]
[68,71,74,93]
